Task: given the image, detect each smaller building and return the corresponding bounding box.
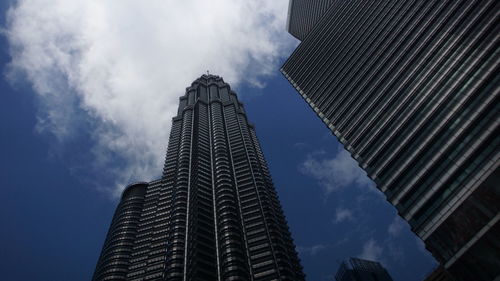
[335,258,393,281]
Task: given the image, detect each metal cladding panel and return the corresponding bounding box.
[282,0,500,279]
[93,75,305,281]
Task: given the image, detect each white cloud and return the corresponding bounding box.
[387,242,405,264]
[334,207,354,223]
[387,216,405,237]
[359,238,383,261]
[297,244,327,256]
[300,149,373,194]
[5,0,295,196]
[293,142,307,149]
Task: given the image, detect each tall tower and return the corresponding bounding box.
[281,0,499,280]
[93,74,305,281]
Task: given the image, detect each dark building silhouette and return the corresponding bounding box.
[335,258,393,281]
[423,266,456,281]
[93,74,305,281]
[281,0,500,280]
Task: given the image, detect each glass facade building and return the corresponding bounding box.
[281,0,500,280]
[93,75,305,281]
[335,258,393,281]
[286,0,335,41]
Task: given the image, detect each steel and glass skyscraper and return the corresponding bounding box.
[286,0,335,40]
[281,0,499,280]
[93,74,305,281]
[335,258,393,281]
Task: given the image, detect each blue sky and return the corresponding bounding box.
[0,1,436,280]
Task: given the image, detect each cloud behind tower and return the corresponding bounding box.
[5,0,294,195]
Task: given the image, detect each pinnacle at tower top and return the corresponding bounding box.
[93,74,305,281]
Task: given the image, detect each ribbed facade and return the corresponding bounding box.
[281,0,500,280]
[286,0,335,41]
[93,74,305,281]
[93,182,149,280]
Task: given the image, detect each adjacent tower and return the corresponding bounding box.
[286,0,335,40]
[93,74,305,281]
[281,0,500,280]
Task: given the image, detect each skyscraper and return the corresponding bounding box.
[281,0,500,280]
[335,258,393,281]
[93,74,305,281]
[286,0,335,40]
